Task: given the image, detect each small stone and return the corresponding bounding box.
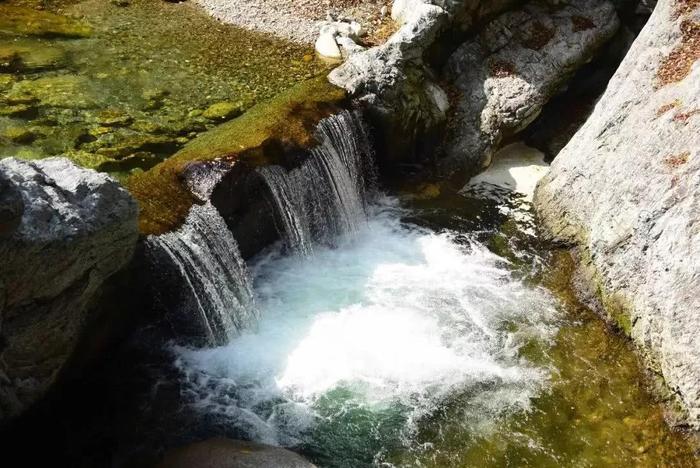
[187,109,203,118]
[110,0,130,6]
[202,101,243,121]
[0,104,36,118]
[315,32,342,60]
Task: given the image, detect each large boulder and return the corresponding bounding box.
[441,0,619,174]
[0,157,138,422]
[535,0,700,429]
[329,0,518,167]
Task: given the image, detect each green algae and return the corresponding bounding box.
[127,76,346,236]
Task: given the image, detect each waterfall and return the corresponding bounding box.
[147,202,257,346]
[258,110,374,254]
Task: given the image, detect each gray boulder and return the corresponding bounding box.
[535,0,699,429]
[0,157,138,422]
[441,0,619,174]
[329,0,517,164]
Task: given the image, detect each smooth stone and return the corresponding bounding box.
[315,32,342,59]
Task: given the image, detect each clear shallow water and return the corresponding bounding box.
[174,198,563,466]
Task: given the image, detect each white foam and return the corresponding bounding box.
[175,200,559,450]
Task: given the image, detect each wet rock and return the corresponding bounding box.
[202,101,243,121]
[0,6,92,38]
[441,0,619,174]
[0,157,138,422]
[0,74,15,90]
[535,0,700,429]
[157,438,316,468]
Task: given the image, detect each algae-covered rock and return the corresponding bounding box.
[8,75,100,109]
[202,101,243,121]
[0,41,67,73]
[0,157,137,422]
[0,6,92,38]
[535,0,700,429]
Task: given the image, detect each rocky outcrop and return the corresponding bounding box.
[329,0,517,166]
[441,0,619,174]
[0,157,138,422]
[535,0,700,429]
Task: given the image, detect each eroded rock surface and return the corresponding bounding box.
[535,0,700,429]
[442,0,619,174]
[329,0,517,165]
[0,157,138,422]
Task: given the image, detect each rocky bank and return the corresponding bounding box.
[0,157,138,421]
[535,0,700,429]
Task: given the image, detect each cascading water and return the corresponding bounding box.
[258,110,374,254]
[174,199,561,465]
[147,202,257,346]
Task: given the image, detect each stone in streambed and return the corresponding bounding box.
[202,101,243,121]
[8,75,100,109]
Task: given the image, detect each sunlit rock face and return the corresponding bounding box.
[441,0,619,174]
[0,157,138,422]
[535,0,700,429]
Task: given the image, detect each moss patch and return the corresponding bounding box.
[127,76,346,235]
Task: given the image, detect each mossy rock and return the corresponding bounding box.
[127,76,347,235]
[0,6,92,38]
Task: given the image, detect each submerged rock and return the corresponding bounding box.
[535,0,700,429]
[0,158,138,422]
[157,438,316,468]
[8,75,100,109]
[441,0,619,174]
[0,6,92,38]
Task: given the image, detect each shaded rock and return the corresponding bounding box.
[441,0,619,174]
[534,0,700,429]
[202,101,243,121]
[157,438,316,468]
[0,157,138,422]
[95,108,133,127]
